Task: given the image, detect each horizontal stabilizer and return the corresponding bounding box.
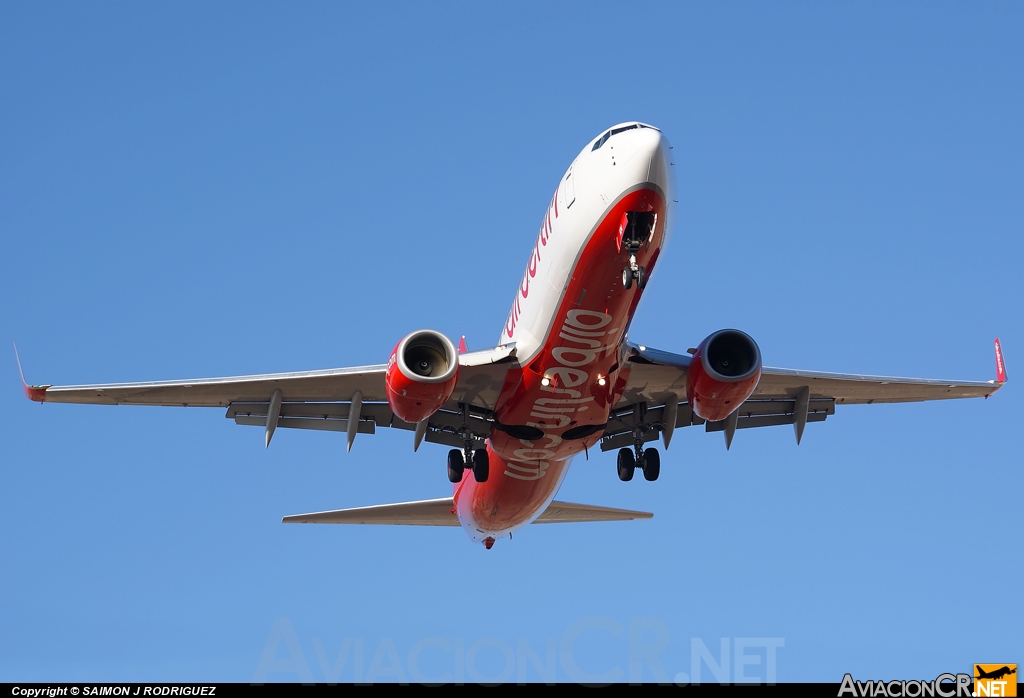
[534,500,653,523]
[283,497,459,526]
[282,498,653,526]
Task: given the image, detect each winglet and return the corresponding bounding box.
[995,338,1007,384]
[12,342,48,402]
[458,336,468,354]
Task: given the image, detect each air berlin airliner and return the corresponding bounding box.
[17,122,1007,549]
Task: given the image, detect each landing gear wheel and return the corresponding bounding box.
[642,447,660,481]
[636,266,647,290]
[617,447,635,482]
[447,449,465,483]
[472,449,490,483]
[622,267,634,289]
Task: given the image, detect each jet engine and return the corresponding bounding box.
[687,329,762,422]
[385,330,460,424]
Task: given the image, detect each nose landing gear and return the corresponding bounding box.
[619,211,655,291]
[622,259,647,290]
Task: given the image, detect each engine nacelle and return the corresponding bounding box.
[688,329,762,422]
[385,330,459,424]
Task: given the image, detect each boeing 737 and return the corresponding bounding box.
[16,122,1007,548]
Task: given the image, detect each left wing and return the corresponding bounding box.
[15,343,517,451]
[602,339,1006,451]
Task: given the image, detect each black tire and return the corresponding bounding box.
[616,448,635,482]
[622,267,633,289]
[636,266,647,290]
[642,447,660,481]
[472,449,490,483]
[447,449,465,483]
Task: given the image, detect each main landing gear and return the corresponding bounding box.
[616,401,660,481]
[448,448,490,483]
[617,446,660,482]
[447,403,490,483]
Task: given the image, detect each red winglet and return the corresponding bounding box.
[458,336,468,354]
[12,343,48,402]
[995,338,1007,384]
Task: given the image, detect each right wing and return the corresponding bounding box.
[601,339,1006,451]
[16,343,519,451]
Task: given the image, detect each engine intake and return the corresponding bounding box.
[688,329,762,422]
[386,330,459,424]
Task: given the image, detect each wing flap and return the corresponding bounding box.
[233,415,378,434]
[226,401,492,449]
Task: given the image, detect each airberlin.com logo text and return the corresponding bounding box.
[838,664,1016,698]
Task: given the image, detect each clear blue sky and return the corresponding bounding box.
[2,1,1021,683]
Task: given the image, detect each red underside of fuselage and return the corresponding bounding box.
[455,187,666,540]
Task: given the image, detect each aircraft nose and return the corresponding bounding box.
[636,127,671,197]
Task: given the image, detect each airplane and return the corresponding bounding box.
[16,122,1008,549]
[975,666,1016,681]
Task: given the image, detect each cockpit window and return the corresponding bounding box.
[592,124,640,151]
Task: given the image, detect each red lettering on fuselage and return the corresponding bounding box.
[504,207,554,337]
[459,187,665,538]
